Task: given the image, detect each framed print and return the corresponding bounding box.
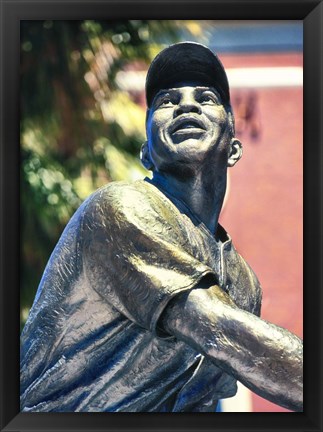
[1,0,322,431]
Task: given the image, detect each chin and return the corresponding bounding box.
[174,139,214,158]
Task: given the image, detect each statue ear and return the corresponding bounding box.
[227,138,243,167]
[140,141,154,171]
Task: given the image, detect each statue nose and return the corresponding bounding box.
[175,97,201,116]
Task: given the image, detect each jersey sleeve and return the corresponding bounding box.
[81,182,216,335]
[224,243,262,317]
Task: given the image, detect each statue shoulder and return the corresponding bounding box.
[81,179,161,228]
[84,180,145,209]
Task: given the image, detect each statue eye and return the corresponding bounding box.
[160,97,173,106]
[153,93,175,109]
[200,92,219,104]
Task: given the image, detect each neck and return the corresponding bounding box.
[151,164,227,234]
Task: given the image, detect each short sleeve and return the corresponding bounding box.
[224,242,262,317]
[81,182,215,335]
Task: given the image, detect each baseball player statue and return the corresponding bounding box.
[20,42,303,412]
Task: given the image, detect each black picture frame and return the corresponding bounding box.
[1,0,322,431]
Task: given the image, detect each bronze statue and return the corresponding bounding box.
[20,42,303,412]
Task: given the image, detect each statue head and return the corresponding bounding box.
[141,42,242,175]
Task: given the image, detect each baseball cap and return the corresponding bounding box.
[145,41,230,108]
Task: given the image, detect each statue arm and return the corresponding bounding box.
[161,279,303,412]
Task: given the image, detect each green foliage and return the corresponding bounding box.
[20,20,202,328]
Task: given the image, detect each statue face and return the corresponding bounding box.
[145,84,233,173]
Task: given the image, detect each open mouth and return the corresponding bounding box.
[171,117,206,135]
